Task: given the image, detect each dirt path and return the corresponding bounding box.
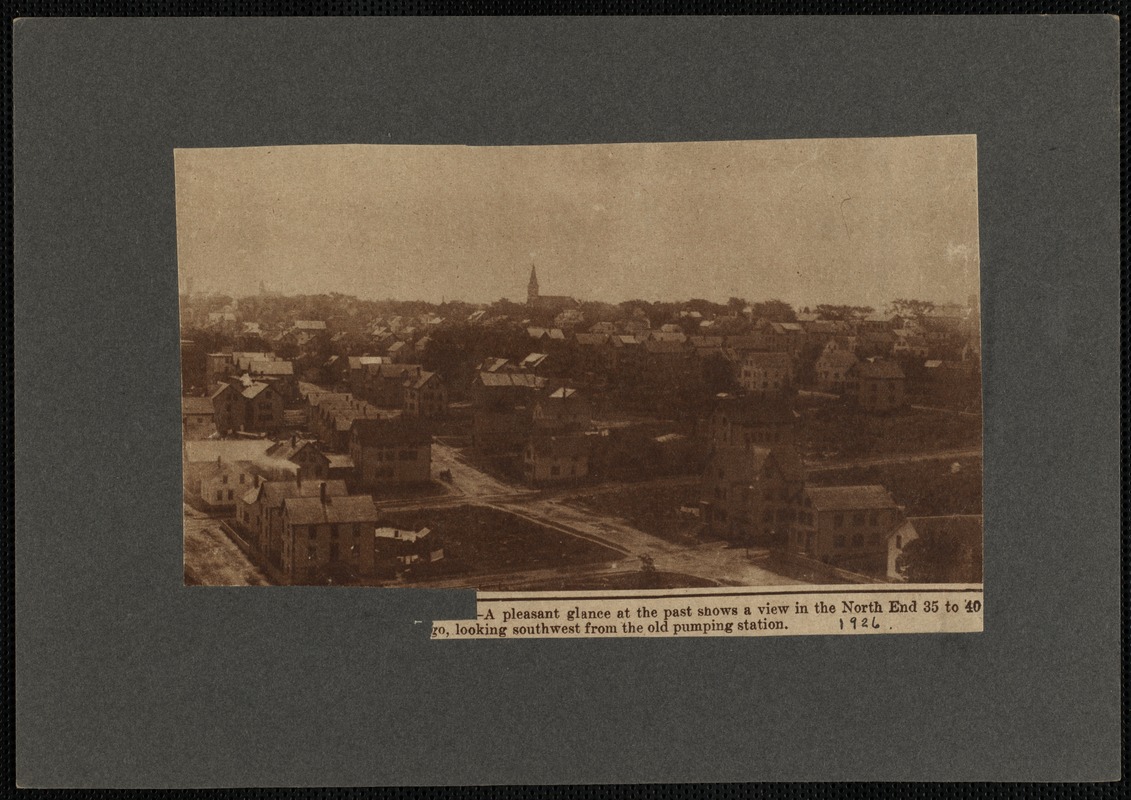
[182,505,270,586]
[430,441,532,499]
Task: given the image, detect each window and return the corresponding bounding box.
[353,524,361,537]
[214,491,222,502]
[852,534,864,547]
[226,490,233,501]
[308,526,317,540]
[551,465,561,477]
[239,474,245,484]
[833,513,844,528]
[307,545,316,560]
[869,512,879,526]
[331,526,339,540]
[221,475,228,485]
[834,535,846,548]
[852,512,865,526]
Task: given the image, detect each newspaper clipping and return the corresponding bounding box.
[175,137,984,638]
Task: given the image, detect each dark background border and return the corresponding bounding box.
[10,13,1123,789]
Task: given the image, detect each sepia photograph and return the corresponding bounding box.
[176,137,983,592]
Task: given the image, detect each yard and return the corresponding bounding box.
[807,456,983,517]
[379,504,621,579]
[520,570,718,591]
[562,481,703,545]
[797,399,981,460]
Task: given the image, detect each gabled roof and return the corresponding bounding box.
[265,438,324,462]
[475,372,546,389]
[240,382,276,400]
[548,387,579,400]
[284,494,379,526]
[574,333,608,346]
[210,383,236,401]
[477,357,513,373]
[249,359,293,376]
[805,485,898,511]
[407,370,440,390]
[254,478,348,509]
[348,356,389,370]
[521,353,550,369]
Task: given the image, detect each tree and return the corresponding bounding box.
[815,304,874,321]
[889,299,936,319]
[898,532,982,583]
[747,299,797,322]
[700,352,738,396]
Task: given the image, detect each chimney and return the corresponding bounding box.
[291,434,297,447]
[320,481,329,505]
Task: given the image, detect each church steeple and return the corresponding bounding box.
[527,263,539,306]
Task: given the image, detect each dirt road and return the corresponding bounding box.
[182,504,270,586]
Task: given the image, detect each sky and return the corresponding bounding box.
[174,136,980,309]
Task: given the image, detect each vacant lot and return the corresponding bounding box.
[563,483,703,545]
[797,400,981,460]
[523,570,718,591]
[381,504,621,579]
[808,457,983,517]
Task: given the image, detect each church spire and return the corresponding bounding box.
[527,263,539,305]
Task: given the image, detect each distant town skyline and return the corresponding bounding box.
[175,137,980,309]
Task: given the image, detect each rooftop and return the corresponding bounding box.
[284,493,380,526]
[805,485,898,511]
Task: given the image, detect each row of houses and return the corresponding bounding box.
[697,395,962,578]
[184,438,438,585]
